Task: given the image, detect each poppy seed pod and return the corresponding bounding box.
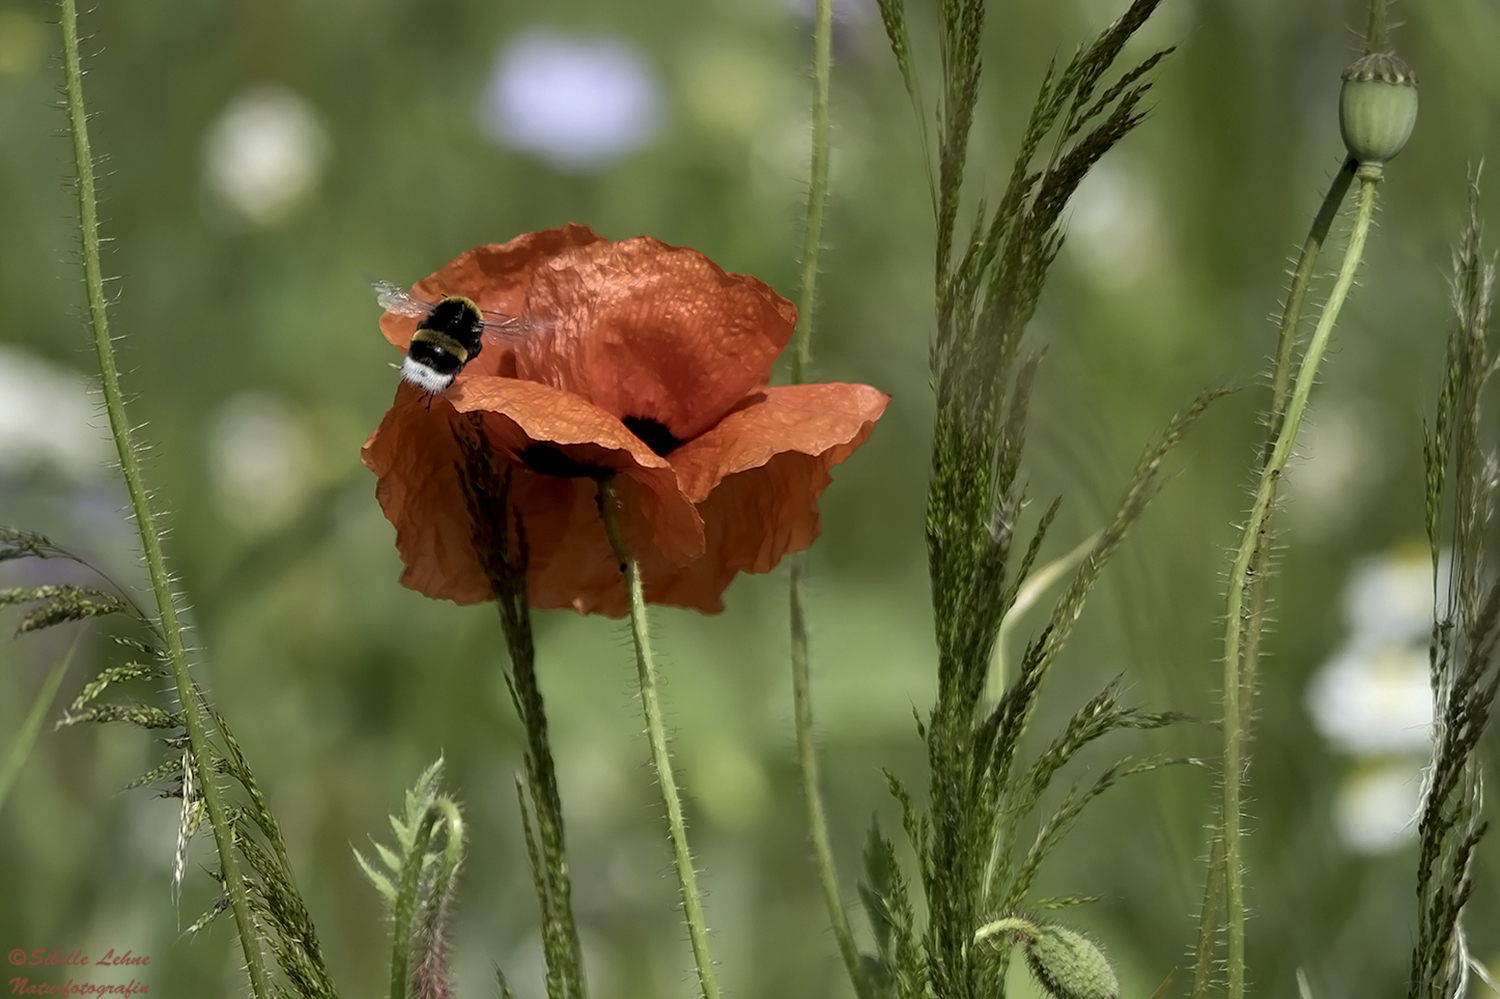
[1023,924,1120,999]
[1339,51,1419,170]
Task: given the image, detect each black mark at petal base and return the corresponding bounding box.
[623,416,684,457]
[519,444,607,479]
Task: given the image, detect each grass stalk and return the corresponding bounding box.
[596,478,720,999]
[58,3,271,996]
[457,419,586,999]
[0,636,78,814]
[786,0,871,996]
[1220,174,1380,999]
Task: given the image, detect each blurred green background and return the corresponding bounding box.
[1,0,1497,996]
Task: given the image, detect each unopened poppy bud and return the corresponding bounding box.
[1339,51,1418,171]
[1023,923,1120,999]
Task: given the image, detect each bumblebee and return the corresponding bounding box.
[370,279,540,394]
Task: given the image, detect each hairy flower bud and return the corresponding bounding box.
[1339,52,1419,170]
[1023,923,1120,999]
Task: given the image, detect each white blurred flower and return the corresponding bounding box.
[203,83,330,227]
[1307,642,1433,755]
[207,393,314,531]
[1308,549,1438,756]
[1066,158,1169,289]
[1307,547,1447,854]
[1343,547,1443,643]
[0,344,109,481]
[480,30,662,170]
[1334,758,1424,854]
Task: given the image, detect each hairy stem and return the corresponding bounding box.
[791,0,832,384]
[1366,0,1389,52]
[597,479,720,999]
[58,4,270,997]
[1220,175,1380,999]
[1189,833,1224,999]
[1265,159,1357,448]
[1192,159,1354,999]
[787,1,870,996]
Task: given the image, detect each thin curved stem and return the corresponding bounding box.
[791,0,833,384]
[1221,176,1380,999]
[58,4,270,997]
[791,551,871,999]
[597,479,720,999]
[1192,158,1355,999]
[788,1,870,996]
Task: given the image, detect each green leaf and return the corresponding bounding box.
[0,636,79,815]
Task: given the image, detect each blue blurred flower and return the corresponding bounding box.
[480,30,662,171]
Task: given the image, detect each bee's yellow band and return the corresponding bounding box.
[411,329,469,365]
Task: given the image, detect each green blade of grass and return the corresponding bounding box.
[0,635,80,815]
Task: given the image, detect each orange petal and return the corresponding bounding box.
[512,236,797,440]
[667,383,891,503]
[378,223,606,376]
[361,380,706,612]
[447,376,705,566]
[619,382,891,614]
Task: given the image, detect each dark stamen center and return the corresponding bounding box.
[623,416,684,457]
[518,444,605,479]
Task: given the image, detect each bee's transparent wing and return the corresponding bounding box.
[480,310,556,340]
[368,278,435,318]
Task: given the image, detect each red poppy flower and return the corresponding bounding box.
[361,224,889,616]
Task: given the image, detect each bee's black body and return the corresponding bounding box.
[371,278,536,395]
[404,295,484,394]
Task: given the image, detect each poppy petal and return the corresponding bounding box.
[378,223,606,376]
[361,380,705,610]
[447,376,705,566]
[514,237,798,440]
[667,382,890,503]
[615,382,890,614]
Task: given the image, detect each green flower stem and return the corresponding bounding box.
[786,1,869,996]
[58,4,271,998]
[791,553,870,999]
[1188,832,1223,999]
[1265,159,1356,444]
[1367,0,1388,52]
[1192,158,1355,999]
[1220,174,1380,999]
[791,0,832,384]
[596,479,720,999]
